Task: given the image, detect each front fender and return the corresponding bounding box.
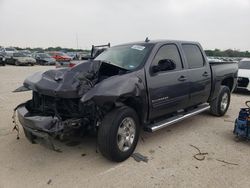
[80,74,145,106]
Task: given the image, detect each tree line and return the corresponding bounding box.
[12,46,250,57]
[14,46,89,53]
[205,49,250,57]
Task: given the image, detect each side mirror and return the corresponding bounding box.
[152,59,176,73]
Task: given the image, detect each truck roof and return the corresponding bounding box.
[117,39,200,46]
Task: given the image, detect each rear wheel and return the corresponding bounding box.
[15,61,20,66]
[210,86,230,116]
[98,106,140,162]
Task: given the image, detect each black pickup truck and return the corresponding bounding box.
[15,40,238,162]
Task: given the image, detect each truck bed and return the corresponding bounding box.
[209,61,238,101]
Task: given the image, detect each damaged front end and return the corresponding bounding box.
[15,97,98,150]
[13,60,142,150]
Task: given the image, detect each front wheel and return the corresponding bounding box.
[210,86,231,116]
[98,106,140,162]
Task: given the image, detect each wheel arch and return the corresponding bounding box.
[221,77,234,91]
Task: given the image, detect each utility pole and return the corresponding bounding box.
[76,33,79,49]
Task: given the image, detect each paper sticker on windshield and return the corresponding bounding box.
[131,45,145,51]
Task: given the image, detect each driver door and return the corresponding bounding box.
[147,44,190,119]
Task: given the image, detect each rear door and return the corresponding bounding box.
[181,44,211,106]
[147,43,190,119]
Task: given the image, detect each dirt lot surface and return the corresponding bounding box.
[0,65,250,188]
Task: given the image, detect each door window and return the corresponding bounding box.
[182,44,205,69]
[152,44,183,71]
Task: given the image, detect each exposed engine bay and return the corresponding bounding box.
[14,60,132,148]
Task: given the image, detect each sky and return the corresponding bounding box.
[0,0,250,50]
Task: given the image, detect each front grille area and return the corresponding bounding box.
[31,91,80,118]
[238,77,249,88]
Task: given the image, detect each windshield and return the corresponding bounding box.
[13,53,26,57]
[95,44,153,70]
[239,61,250,69]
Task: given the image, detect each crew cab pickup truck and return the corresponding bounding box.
[14,40,238,162]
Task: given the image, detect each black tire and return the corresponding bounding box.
[98,106,140,162]
[15,61,20,66]
[210,86,231,116]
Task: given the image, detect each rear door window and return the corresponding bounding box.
[182,44,204,69]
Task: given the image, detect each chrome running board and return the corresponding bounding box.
[145,104,210,132]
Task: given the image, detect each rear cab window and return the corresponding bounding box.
[182,44,205,69]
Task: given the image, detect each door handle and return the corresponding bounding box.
[202,72,209,77]
[178,76,187,81]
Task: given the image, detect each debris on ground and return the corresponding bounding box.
[189,144,208,161]
[140,136,145,143]
[149,149,155,154]
[47,179,52,185]
[131,153,148,163]
[216,159,239,166]
[81,153,86,157]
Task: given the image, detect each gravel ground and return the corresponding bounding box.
[0,65,250,188]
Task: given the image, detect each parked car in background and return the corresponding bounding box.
[0,52,6,66]
[66,52,78,60]
[6,52,36,66]
[78,51,90,60]
[20,50,32,57]
[3,47,18,58]
[236,58,250,91]
[0,46,4,53]
[33,53,56,65]
[48,52,71,62]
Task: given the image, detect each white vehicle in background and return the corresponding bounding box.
[3,47,18,58]
[20,50,32,57]
[237,58,250,91]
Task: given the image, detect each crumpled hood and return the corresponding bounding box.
[23,60,102,98]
